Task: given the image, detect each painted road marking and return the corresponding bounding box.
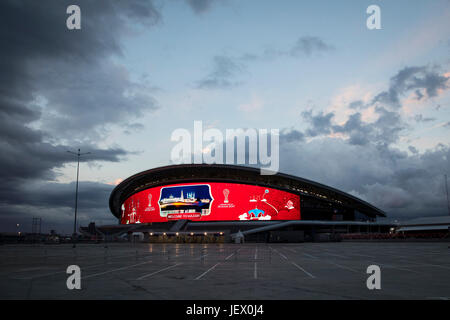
[195,262,221,280]
[225,248,241,261]
[14,263,111,280]
[327,261,358,273]
[291,262,315,278]
[83,260,152,279]
[135,263,183,280]
[350,253,375,258]
[369,261,421,274]
[270,247,288,260]
[323,252,348,258]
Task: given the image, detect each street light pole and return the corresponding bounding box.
[67,149,91,247]
[445,174,450,216]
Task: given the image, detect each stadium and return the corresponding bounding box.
[104,164,392,243]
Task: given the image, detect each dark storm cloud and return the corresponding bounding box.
[301,110,335,137]
[280,129,305,144]
[299,107,404,147]
[415,89,424,100]
[0,0,162,151]
[348,100,365,110]
[280,138,450,220]
[0,143,127,183]
[0,1,160,137]
[408,146,419,154]
[372,66,449,108]
[0,1,161,232]
[33,61,159,137]
[334,107,404,146]
[298,65,449,147]
[0,181,114,212]
[0,168,121,233]
[279,65,450,220]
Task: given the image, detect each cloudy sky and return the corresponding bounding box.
[1,0,450,234]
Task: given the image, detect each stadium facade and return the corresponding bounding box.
[103,164,391,242]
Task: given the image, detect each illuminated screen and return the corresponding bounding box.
[120,182,300,224]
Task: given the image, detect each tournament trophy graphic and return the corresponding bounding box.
[223,189,230,203]
[145,193,155,211]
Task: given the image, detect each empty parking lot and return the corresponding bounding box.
[0,242,449,299]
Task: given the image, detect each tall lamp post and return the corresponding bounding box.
[445,174,450,216]
[67,149,91,248]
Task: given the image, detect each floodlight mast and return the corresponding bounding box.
[67,148,91,247]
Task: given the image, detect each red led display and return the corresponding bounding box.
[120,182,300,224]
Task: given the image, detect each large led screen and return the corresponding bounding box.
[120,182,300,224]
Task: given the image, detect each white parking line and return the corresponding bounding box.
[327,261,358,273]
[323,252,347,258]
[135,263,182,280]
[195,262,221,280]
[350,253,375,258]
[370,261,421,274]
[83,260,152,279]
[15,263,111,280]
[225,248,241,261]
[254,262,258,279]
[303,253,317,259]
[420,263,450,270]
[400,261,450,270]
[291,262,315,278]
[225,253,235,260]
[271,248,288,260]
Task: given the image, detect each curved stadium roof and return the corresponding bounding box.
[109,164,386,219]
